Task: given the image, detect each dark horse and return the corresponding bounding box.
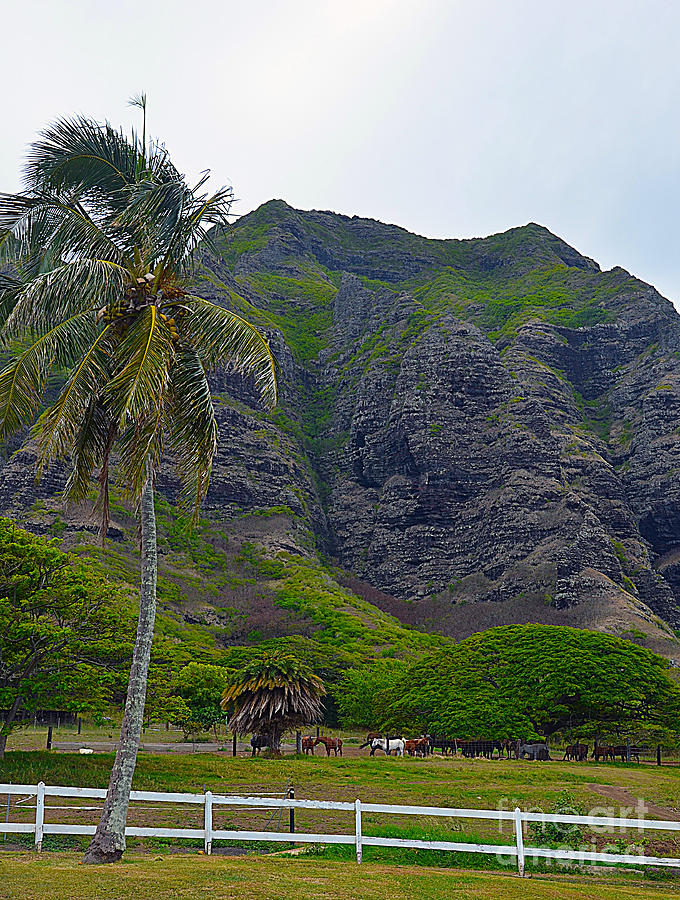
[359,732,382,749]
[250,735,270,756]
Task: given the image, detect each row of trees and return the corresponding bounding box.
[4,523,677,751]
[4,526,678,752]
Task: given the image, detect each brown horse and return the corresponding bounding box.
[609,744,642,763]
[314,736,343,757]
[302,736,315,755]
[563,743,588,762]
[411,737,429,757]
[592,744,614,762]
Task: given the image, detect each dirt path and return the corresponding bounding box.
[587,782,680,821]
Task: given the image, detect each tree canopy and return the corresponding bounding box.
[166,662,231,740]
[336,659,407,731]
[0,519,132,754]
[340,625,680,740]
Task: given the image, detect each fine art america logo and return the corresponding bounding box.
[496,795,652,868]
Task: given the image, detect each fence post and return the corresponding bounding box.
[355,799,362,863]
[513,807,525,877]
[296,731,302,754]
[46,726,52,751]
[626,740,631,764]
[35,782,45,852]
[203,791,213,855]
[232,732,237,758]
[3,782,11,844]
[657,745,662,766]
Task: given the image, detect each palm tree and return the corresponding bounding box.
[221,652,325,753]
[0,97,277,863]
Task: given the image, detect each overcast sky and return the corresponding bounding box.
[3,1,680,304]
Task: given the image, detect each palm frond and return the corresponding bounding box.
[104,304,174,425]
[0,312,102,441]
[182,296,277,408]
[33,323,115,470]
[61,400,119,543]
[169,184,234,265]
[165,345,217,516]
[0,191,129,267]
[63,400,113,503]
[4,260,126,336]
[0,272,23,328]
[115,178,189,270]
[115,404,166,502]
[25,117,139,205]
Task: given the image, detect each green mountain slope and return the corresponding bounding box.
[3,201,680,661]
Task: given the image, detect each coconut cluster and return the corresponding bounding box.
[97,272,185,331]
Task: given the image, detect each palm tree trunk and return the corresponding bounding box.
[83,475,157,864]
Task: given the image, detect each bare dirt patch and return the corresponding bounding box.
[587,782,680,821]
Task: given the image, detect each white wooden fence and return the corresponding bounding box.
[2,782,680,876]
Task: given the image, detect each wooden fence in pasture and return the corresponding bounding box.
[2,782,680,876]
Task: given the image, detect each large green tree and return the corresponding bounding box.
[0,98,276,862]
[167,662,231,740]
[381,625,680,739]
[336,659,407,730]
[0,519,131,756]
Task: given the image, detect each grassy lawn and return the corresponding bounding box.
[3,751,680,880]
[2,853,680,900]
[3,749,680,813]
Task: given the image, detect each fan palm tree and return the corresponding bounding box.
[221,652,325,753]
[0,97,277,863]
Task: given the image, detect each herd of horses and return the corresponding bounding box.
[249,735,344,756]
[588,743,643,763]
[249,732,644,762]
[353,735,644,762]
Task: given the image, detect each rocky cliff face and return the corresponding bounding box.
[4,200,680,655]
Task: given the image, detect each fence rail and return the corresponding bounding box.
[2,782,680,876]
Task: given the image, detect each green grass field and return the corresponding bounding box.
[2,853,680,900]
[3,746,680,812]
[3,749,680,896]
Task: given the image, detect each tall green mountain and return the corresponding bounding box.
[3,200,680,659]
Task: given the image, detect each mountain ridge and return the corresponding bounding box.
[3,202,680,660]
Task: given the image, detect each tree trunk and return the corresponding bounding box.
[0,694,24,760]
[270,725,283,756]
[83,476,157,864]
